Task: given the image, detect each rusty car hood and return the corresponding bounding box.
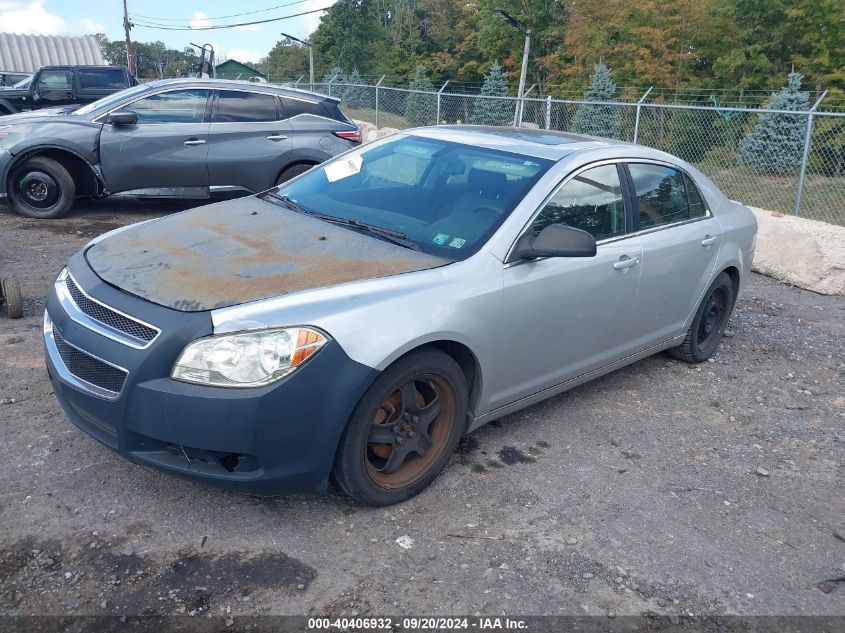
[85,197,450,312]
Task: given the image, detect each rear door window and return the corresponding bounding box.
[628,163,690,229]
[213,90,279,122]
[79,68,126,89]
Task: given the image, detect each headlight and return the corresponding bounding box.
[171,327,328,388]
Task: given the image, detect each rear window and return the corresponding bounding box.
[79,68,126,89]
[214,90,278,122]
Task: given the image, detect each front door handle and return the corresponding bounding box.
[701,235,718,247]
[183,138,206,146]
[613,255,639,271]
[266,134,288,141]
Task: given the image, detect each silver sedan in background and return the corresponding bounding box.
[44,127,757,505]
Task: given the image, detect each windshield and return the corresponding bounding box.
[12,76,31,89]
[73,83,153,116]
[271,135,552,260]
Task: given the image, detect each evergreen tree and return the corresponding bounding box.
[738,72,811,174]
[471,62,513,126]
[571,63,622,139]
[343,68,368,109]
[405,66,436,126]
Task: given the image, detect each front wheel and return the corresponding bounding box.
[8,157,76,219]
[332,349,468,506]
[274,163,315,187]
[668,272,735,363]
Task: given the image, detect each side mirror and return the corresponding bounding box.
[108,110,138,126]
[513,223,597,260]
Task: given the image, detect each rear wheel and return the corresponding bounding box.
[332,349,468,506]
[274,163,315,186]
[8,157,75,219]
[668,272,734,363]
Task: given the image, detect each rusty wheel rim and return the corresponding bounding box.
[365,373,456,490]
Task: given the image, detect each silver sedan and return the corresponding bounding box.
[45,126,757,505]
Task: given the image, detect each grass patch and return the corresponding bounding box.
[344,107,409,130]
[697,164,844,226]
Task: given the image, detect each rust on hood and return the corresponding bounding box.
[86,197,450,311]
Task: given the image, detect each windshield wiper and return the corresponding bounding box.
[265,193,417,250]
[265,192,311,214]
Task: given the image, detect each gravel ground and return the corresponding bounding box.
[0,198,844,623]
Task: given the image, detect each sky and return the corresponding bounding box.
[0,0,339,63]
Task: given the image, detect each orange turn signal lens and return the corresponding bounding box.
[291,329,327,367]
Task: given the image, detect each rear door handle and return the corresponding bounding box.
[613,255,639,271]
[183,139,206,146]
[701,235,718,247]
[266,134,288,141]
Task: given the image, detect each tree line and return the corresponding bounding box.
[271,0,843,100]
[98,0,843,101]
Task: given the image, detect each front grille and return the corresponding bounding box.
[66,275,157,342]
[53,327,128,394]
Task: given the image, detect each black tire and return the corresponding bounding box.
[8,157,75,219]
[668,272,734,363]
[1,276,23,319]
[274,163,315,186]
[332,349,468,506]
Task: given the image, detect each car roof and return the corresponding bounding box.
[40,65,127,70]
[142,78,336,102]
[405,125,649,162]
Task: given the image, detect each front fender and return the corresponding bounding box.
[2,143,104,193]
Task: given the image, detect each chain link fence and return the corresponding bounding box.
[292,78,845,226]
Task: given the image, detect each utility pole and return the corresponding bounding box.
[122,0,135,76]
[515,28,531,126]
[494,9,530,127]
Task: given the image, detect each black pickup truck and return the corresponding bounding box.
[0,65,137,115]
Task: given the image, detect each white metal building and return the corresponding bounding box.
[0,32,105,72]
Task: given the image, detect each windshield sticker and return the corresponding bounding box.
[448,238,466,248]
[432,233,450,245]
[324,154,363,182]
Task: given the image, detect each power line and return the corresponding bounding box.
[128,0,314,24]
[130,4,339,31]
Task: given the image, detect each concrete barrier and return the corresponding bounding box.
[750,207,845,295]
[355,120,400,143]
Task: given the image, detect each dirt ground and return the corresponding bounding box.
[0,197,843,624]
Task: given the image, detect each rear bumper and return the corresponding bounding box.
[44,253,378,495]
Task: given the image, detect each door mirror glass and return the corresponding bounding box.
[108,110,139,126]
[514,223,597,260]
